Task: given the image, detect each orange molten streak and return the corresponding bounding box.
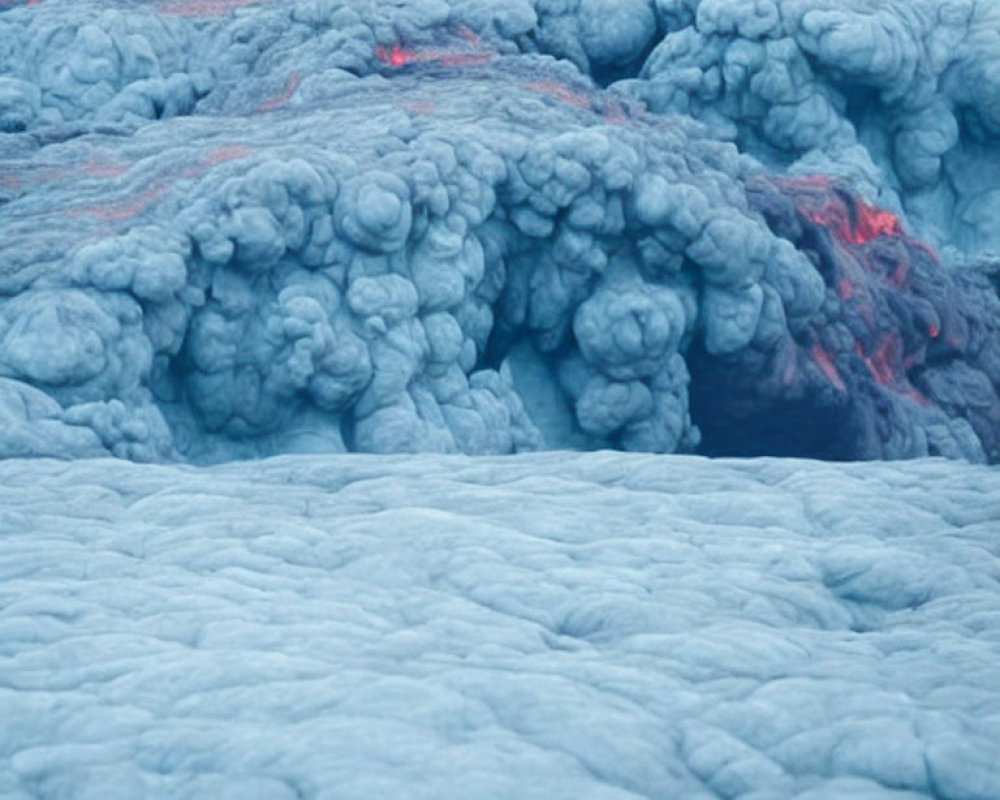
[811,344,846,392]
[255,73,300,113]
[158,0,263,16]
[523,81,592,109]
[72,144,254,223]
[852,202,901,244]
[375,43,492,69]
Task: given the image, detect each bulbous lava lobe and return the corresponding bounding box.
[0,0,998,463]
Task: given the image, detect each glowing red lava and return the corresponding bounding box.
[72,145,253,224]
[778,176,905,248]
[888,259,909,287]
[811,344,846,392]
[853,202,902,244]
[374,36,610,119]
[852,334,927,404]
[855,336,897,387]
[19,157,130,186]
[455,25,480,44]
[255,73,300,113]
[523,81,592,109]
[375,43,492,69]
[376,44,412,68]
[74,183,170,222]
[777,177,941,308]
[805,197,901,247]
[744,174,966,436]
[158,0,264,16]
[200,144,255,167]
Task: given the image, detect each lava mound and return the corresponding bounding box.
[1,0,998,463]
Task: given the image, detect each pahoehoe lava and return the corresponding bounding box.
[1,0,998,463]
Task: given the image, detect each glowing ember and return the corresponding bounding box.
[375,42,492,70]
[376,44,411,68]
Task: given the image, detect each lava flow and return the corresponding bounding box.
[749,176,942,401]
[775,176,903,248]
[254,73,301,113]
[375,36,493,70]
[157,0,266,16]
[689,175,1000,461]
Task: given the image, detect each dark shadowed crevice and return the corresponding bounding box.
[687,342,856,460]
